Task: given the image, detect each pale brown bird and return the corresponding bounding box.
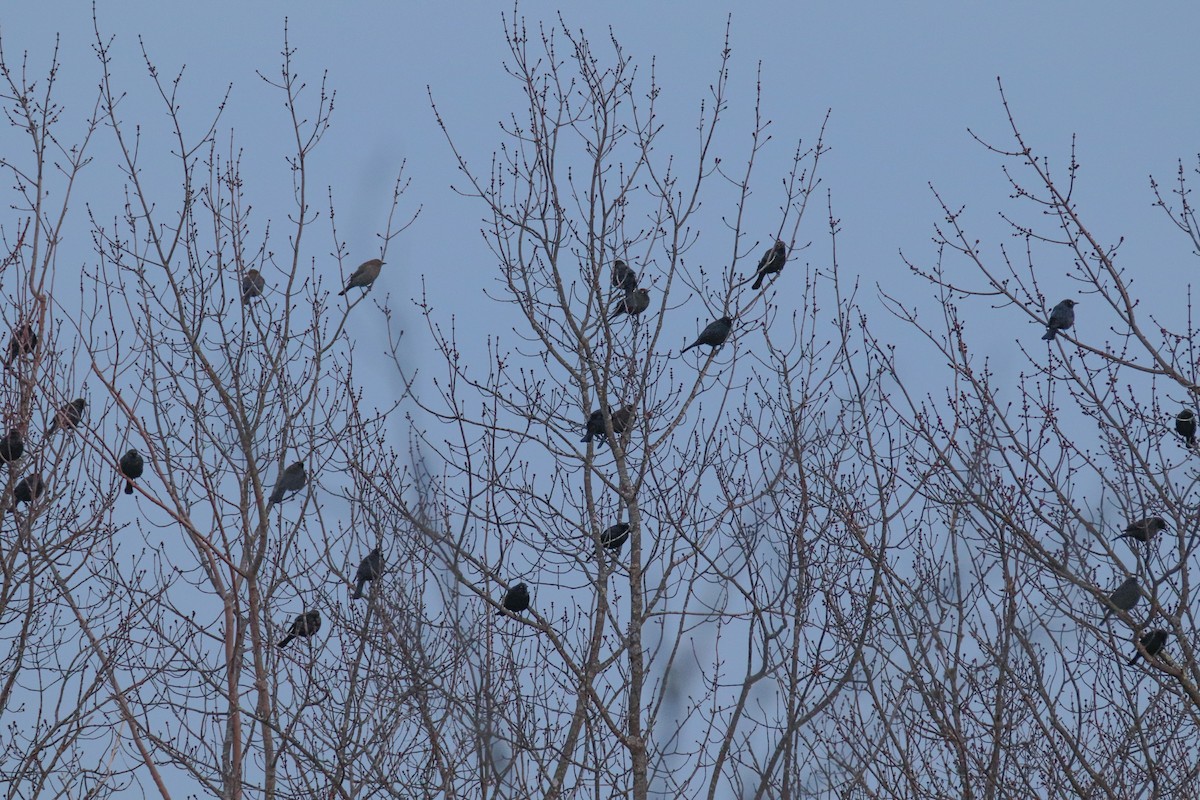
[46,398,86,436]
[241,269,266,303]
[751,239,787,290]
[338,258,384,296]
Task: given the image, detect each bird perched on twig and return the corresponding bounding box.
[241,269,266,304]
[10,472,43,512]
[1176,409,1196,447]
[751,239,787,290]
[0,430,24,465]
[1100,577,1140,623]
[682,316,733,355]
[1042,299,1077,341]
[498,582,530,615]
[4,323,37,368]
[582,406,633,447]
[338,258,384,296]
[1127,629,1170,665]
[1116,516,1167,544]
[611,287,650,320]
[599,522,631,553]
[612,259,638,293]
[46,398,86,436]
[277,610,321,648]
[267,461,306,505]
[120,449,144,496]
[352,548,384,599]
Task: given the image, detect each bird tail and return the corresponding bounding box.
[581,433,592,443]
[278,635,294,648]
[1041,329,1056,341]
[125,481,134,495]
[681,342,697,354]
[752,273,765,290]
[338,287,349,297]
[353,581,364,599]
[1126,652,1142,666]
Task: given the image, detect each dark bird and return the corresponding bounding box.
[599,522,631,552]
[582,409,605,444]
[1116,516,1167,544]
[4,323,37,368]
[682,316,733,354]
[338,258,384,296]
[46,398,86,435]
[1041,299,1077,341]
[1176,409,1196,447]
[611,288,650,320]
[581,405,633,447]
[352,547,384,599]
[241,269,266,304]
[0,429,24,464]
[751,239,787,290]
[1127,629,1170,665]
[10,472,44,512]
[278,610,322,648]
[267,461,307,505]
[1100,577,1140,623]
[612,259,638,293]
[119,449,144,495]
[499,582,530,615]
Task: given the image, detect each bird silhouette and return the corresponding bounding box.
[46,398,86,436]
[119,449,144,495]
[599,522,631,552]
[338,258,384,296]
[1127,629,1170,665]
[1100,577,1140,623]
[241,269,266,304]
[4,323,37,368]
[611,287,650,320]
[277,610,322,648]
[682,316,733,354]
[751,239,787,290]
[581,406,633,447]
[0,430,24,465]
[499,582,530,615]
[10,472,44,512]
[268,461,307,505]
[612,260,638,293]
[1042,299,1077,341]
[353,548,384,599]
[1176,409,1196,447]
[1116,516,1167,544]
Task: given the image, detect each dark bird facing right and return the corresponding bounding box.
[1100,576,1140,623]
[581,405,633,447]
[1042,299,1077,341]
[499,582,530,615]
[611,287,650,320]
[241,269,266,304]
[612,259,638,293]
[0,429,24,464]
[1116,516,1167,544]
[682,316,733,354]
[338,258,384,296]
[267,461,307,505]
[1176,409,1196,447]
[1127,629,1170,665]
[47,398,86,436]
[278,610,322,648]
[751,239,787,290]
[4,323,37,368]
[352,547,384,599]
[10,472,44,512]
[120,449,144,495]
[599,522,631,552]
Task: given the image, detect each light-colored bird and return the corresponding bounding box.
[338,258,384,296]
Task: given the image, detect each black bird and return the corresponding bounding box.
[1116,516,1167,544]
[682,316,733,354]
[581,406,633,447]
[499,582,530,615]
[46,398,86,435]
[119,449,144,495]
[4,323,37,368]
[1100,577,1140,623]
[611,288,650,320]
[352,547,384,599]
[241,269,266,304]
[338,258,385,296]
[10,472,44,512]
[582,409,606,444]
[267,461,307,505]
[751,239,787,290]
[1128,629,1170,665]
[0,429,24,464]
[278,610,322,648]
[612,260,638,293]
[1176,409,1196,447]
[599,522,631,552]
[1042,299,1077,341]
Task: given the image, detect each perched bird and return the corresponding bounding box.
[611,288,650,320]
[599,522,631,552]
[1127,629,1170,665]
[10,472,44,512]
[352,547,384,599]
[1176,409,1196,447]
[278,610,322,648]
[612,259,638,293]
[267,461,307,505]
[582,405,634,447]
[1042,299,1077,341]
[751,239,787,290]
[582,409,606,444]
[0,429,24,464]
[338,258,384,296]
[241,269,266,304]
[499,582,530,615]
[1117,516,1167,544]
[682,316,734,354]
[1100,577,1140,623]
[4,323,37,368]
[119,449,144,495]
[46,398,86,435]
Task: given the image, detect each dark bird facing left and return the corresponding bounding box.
[611,287,651,320]
[277,610,321,648]
[47,398,86,436]
[10,472,44,512]
[499,582,531,615]
[353,548,384,599]
[241,269,266,304]
[0,429,24,465]
[4,322,37,368]
[120,449,144,495]
[1127,629,1170,665]
[1042,299,1077,341]
[338,258,384,296]
[1100,576,1140,623]
[268,461,307,505]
